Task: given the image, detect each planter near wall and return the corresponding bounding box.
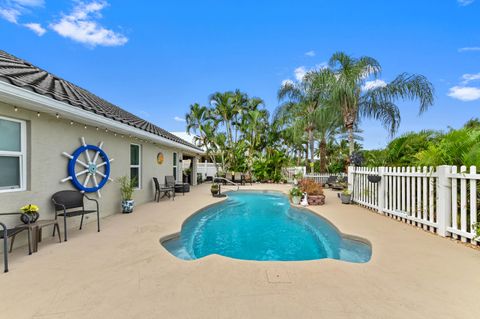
[367,175,381,183]
[121,199,135,213]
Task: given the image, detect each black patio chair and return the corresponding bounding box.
[323,175,338,188]
[1,213,32,273]
[51,190,100,242]
[153,177,175,201]
[165,176,189,196]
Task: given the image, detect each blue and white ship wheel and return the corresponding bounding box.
[61,137,114,197]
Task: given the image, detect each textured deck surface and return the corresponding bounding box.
[1,184,479,319]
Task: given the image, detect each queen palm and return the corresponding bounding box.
[326,52,435,156]
[278,77,323,172]
[313,106,343,172]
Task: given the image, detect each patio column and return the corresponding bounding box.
[192,157,198,186]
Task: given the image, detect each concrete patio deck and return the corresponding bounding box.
[1,183,479,319]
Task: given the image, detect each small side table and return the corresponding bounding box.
[13,220,61,253]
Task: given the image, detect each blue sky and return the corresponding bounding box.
[1,0,479,149]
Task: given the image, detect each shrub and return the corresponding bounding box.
[299,179,323,196]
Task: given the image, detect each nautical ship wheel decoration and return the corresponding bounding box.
[61,137,114,197]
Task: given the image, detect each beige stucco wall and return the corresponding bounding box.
[0,102,196,248]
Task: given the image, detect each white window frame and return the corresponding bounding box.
[130,143,142,190]
[0,115,27,193]
[173,152,178,181]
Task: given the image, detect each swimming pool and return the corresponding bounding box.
[162,191,371,262]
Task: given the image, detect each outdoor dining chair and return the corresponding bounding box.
[0,212,32,272]
[165,176,189,196]
[51,190,100,242]
[153,177,175,201]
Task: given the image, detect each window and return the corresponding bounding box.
[173,152,177,181]
[0,116,26,192]
[130,144,141,189]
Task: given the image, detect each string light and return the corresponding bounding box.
[105,128,108,133]
[14,106,18,112]
[70,121,74,125]
[96,127,99,131]
[37,112,41,117]
[56,113,60,119]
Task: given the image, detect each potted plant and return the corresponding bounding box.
[118,176,136,213]
[367,175,381,183]
[299,179,325,205]
[19,204,40,224]
[289,187,303,205]
[340,190,352,204]
[211,183,220,196]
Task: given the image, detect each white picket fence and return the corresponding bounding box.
[304,173,346,185]
[283,166,307,182]
[349,165,479,244]
[197,161,218,178]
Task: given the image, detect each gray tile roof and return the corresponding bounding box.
[0,50,201,151]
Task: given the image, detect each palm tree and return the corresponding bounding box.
[327,52,435,156]
[313,106,343,172]
[277,75,326,172]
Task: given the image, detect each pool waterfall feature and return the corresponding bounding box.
[161,191,371,262]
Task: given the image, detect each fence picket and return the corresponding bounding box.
[451,166,458,239]
[470,166,477,245]
[460,166,468,242]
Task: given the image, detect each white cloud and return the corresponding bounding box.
[0,7,20,23]
[12,0,44,6]
[362,79,387,91]
[294,66,307,81]
[174,116,186,122]
[305,50,315,57]
[24,22,45,35]
[458,0,474,5]
[448,86,480,101]
[50,1,128,47]
[458,47,480,52]
[461,72,480,84]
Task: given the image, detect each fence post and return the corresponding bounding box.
[377,167,385,214]
[436,165,452,237]
[347,166,354,193]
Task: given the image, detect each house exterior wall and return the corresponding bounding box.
[0,102,195,247]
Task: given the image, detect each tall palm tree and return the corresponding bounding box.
[278,80,320,172]
[313,106,343,172]
[327,52,435,156]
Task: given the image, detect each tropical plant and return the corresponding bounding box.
[277,68,334,172]
[289,187,303,197]
[117,176,136,201]
[415,128,480,167]
[325,51,435,156]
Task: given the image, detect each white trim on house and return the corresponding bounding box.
[0,115,27,193]
[130,143,142,190]
[0,81,204,156]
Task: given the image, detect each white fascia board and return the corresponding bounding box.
[0,81,204,155]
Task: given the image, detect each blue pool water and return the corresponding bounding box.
[162,191,371,262]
